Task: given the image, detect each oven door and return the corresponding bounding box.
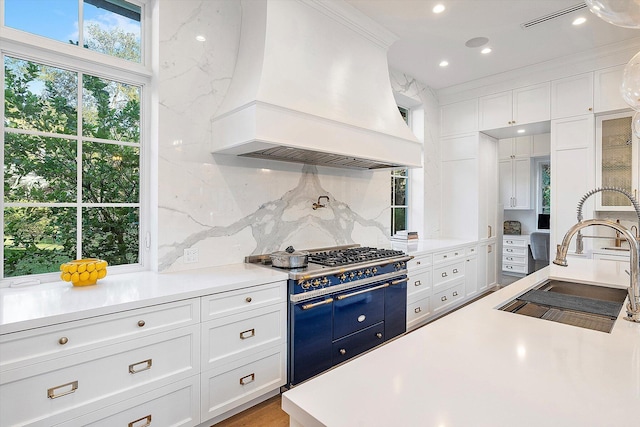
[333,281,387,340]
[289,295,333,386]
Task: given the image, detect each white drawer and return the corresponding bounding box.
[503,264,527,274]
[502,255,526,265]
[433,261,464,291]
[407,254,432,270]
[503,237,528,247]
[503,246,527,256]
[432,282,465,314]
[55,376,200,427]
[406,268,432,298]
[433,248,464,264]
[0,299,200,372]
[201,304,286,370]
[407,296,431,330]
[201,281,285,321]
[201,344,286,421]
[0,325,200,427]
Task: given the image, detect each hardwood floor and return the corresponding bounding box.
[212,395,289,427]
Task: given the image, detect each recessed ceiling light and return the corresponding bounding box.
[572,17,586,26]
[433,4,445,14]
[517,129,526,134]
[195,35,206,42]
[481,47,492,54]
[439,60,449,67]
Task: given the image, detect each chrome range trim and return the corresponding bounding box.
[286,255,413,280]
[290,270,407,303]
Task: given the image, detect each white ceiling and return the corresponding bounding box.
[346,0,640,90]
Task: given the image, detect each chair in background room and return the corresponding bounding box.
[529,232,550,272]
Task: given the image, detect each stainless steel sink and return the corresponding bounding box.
[499,280,627,333]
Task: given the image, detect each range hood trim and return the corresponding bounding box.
[212,100,423,169]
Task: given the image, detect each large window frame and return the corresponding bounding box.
[1,0,153,283]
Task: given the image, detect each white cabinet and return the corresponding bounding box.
[406,254,433,331]
[498,136,532,160]
[441,99,478,136]
[551,114,595,256]
[502,235,532,275]
[479,83,551,130]
[499,157,531,209]
[532,133,551,157]
[200,281,287,423]
[464,249,478,298]
[441,133,498,240]
[595,65,628,113]
[551,72,594,119]
[595,111,639,211]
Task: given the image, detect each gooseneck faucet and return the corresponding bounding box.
[554,186,640,323]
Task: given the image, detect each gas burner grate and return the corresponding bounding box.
[308,247,405,267]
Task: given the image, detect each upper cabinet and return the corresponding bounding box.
[551,72,594,119]
[594,65,628,113]
[479,82,550,131]
[595,111,639,211]
[498,136,532,160]
[441,99,478,136]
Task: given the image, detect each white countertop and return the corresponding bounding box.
[282,259,640,427]
[0,264,288,334]
[390,238,478,254]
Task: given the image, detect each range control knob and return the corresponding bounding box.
[339,273,347,281]
[312,279,321,287]
[365,269,371,275]
[349,272,356,279]
[372,267,378,274]
[357,270,364,277]
[301,281,311,290]
[321,277,329,285]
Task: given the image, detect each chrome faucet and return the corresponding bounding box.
[553,219,639,322]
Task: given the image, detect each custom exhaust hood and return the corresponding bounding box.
[211,0,422,170]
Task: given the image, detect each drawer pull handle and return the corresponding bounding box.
[443,255,448,258]
[441,296,447,302]
[391,278,408,286]
[416,261,421,265]
[129,415,152,427]
[137,320,145,327]
[453,291,458,297]
[442,272,448,278]
[414,307,421,313]
[47,380,78,399]
[454,252,459,256]
[129,359,153,374]
[507,257,513,261]
[506,265,513,269]
[453,268,459,274]
[58,337,68,345]
[245,297,252,303]
[240,328,255,340]
[339,349,346,355]
[506,249,513,252]
[301,298,334,310]
[506,240,513,244]
[239,373,255,385]
[414,280,422,286]
[376,332,383,339]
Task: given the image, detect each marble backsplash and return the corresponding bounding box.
[157,0,419,272]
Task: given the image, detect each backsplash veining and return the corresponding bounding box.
[158,0,397,272]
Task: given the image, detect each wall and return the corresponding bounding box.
[156,0,421,272]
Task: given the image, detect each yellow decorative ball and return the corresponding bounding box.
[60,259,108,287]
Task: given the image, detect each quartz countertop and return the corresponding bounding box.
[0,264,288,334]
[389,238,478,254]
[282,259,640,427]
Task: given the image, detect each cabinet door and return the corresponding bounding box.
[512,157,531,209]
[479,91,512,130]
[441,99,478,136]
[595,111,639,210]
[551,72,594,119]
[594,65,627,113]
[441,158,479,239]
[498,159,513,208]
[513,82,550,125]
[498,138,514,160]
[513,135,532,158]
[464,256,478,297]
[476,243,488,293]
[532,133,551,157]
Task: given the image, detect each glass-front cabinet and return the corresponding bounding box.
[595,111,639,210]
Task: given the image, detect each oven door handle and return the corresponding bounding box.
[336,283,389,300]
[301,298,334,310]
[390,278,409,286]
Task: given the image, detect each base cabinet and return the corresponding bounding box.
[0,281,287,427]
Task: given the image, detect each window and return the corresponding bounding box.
[2,0,148,280]
[539,161,550,215]
[391,106,410,235]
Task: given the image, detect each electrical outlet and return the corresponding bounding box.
[183,248,199,264]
